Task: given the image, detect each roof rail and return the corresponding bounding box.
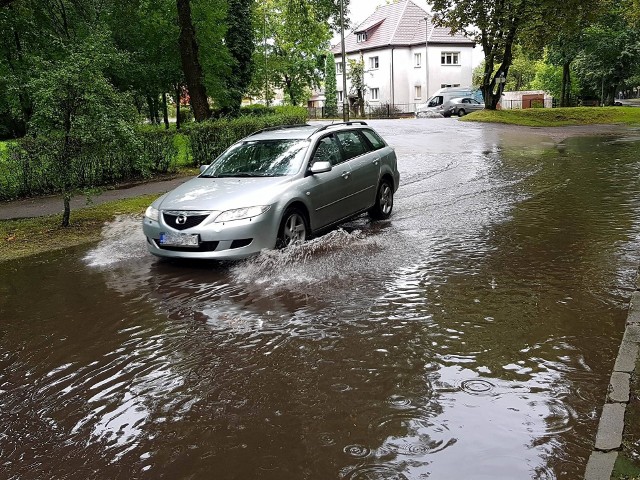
[248,123,312,137]
[311,121,369,135]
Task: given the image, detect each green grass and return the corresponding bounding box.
[461,106,640,127]
[173,132,191,167]
[0,194,158,263]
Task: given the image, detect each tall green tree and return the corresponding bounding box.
[219,0,255,116]
[347,56,365,117]
[324,52,338,117]
[573,16,640,104]
[249,0,332,106]
[431,0,530,109]
[176,0,211,120]
[29,32,137,227]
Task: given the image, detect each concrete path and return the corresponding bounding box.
[0,174,193,220]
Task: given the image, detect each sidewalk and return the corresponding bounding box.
[0,174,193,221]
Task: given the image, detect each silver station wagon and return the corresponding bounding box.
[142,122,400,260]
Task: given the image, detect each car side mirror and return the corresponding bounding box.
[309,161,332,174]
[199,164,210,174]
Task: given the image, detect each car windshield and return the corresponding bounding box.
[201,139,310,178]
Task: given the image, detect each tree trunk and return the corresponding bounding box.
[62,193,71,227]
[162,92,169,129]
[175,85,182,129]
[176,0,211,121]
[146,95,156,124]
[561,61,571,107]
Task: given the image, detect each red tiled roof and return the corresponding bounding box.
[332,0,474,55]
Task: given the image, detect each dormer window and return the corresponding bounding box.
[356,32,368,43]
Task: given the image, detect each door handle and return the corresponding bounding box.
[341,171,350,179]
[373,158,380,166]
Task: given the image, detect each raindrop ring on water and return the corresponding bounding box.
[343,444,371,458]
[460,379,495,395]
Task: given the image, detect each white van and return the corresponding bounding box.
[415,87,477,117]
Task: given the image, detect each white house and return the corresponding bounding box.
[332,0,475,111]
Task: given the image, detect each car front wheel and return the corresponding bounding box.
[277,207,309,248]
[457,109,466,117]
[369,179,394,220]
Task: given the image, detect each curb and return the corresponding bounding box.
[585,268,640,479]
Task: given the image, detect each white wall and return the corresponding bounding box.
[335,43,474,108]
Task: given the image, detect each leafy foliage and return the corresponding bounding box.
[185,107,308,166]
[324,52,338,117]
[249,0,332,106]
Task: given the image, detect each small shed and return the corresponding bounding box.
[500,90,553,109]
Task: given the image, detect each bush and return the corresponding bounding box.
[0,109,309,200]
[138,126,178,174]
[240,104,276,117]
[185,110,308,166]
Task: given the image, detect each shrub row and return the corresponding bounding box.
[184,106,308,167]
[0,107,308,201]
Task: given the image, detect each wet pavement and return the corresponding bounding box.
[2,119,640,479]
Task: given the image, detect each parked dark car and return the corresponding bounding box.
[443,97,485,117]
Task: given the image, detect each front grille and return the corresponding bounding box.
[163,212,209,231]
[155,240,219,252]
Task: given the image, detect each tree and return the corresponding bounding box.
[249,0,332,106]
[29,33,137,227]
[347,56,365,117]
[324,52,338,117]
[573,17,640,105]
[431,0,531,109]
[219,0,255,116]
[176,0,211,120]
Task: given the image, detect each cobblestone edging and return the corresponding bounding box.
[585,270,640,480]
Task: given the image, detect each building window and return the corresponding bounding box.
[370,88,379,100]
[415,86,422,99]
[369,56,379,70]
[414,53,422,68]
[441,52,460,65]
[336,62,343,74]
[338,91,343,103]
[356,32,367,43]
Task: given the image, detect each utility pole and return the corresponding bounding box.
[264,7,269,107]
[340,0,349,121]
[424,16,429,100]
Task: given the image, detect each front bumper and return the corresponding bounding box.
[142,209,280,260]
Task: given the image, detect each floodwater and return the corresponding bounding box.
[2,119,640,479]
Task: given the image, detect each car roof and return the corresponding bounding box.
[246,122,371,141]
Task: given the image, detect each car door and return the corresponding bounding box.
[304,134,355,229]
[335,130,380,212]
[469,98,484,112]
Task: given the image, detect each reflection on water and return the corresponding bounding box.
[1,122,640,479]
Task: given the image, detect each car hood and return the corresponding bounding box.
[157,176,293,211]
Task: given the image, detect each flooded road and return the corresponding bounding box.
[2,119,640,479]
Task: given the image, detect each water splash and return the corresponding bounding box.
[84,215,147,267]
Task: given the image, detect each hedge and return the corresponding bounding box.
[184,106,308,167]
[0,107,308,201]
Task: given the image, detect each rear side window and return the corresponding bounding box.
[361,129,385,150]
[335,131,368,161]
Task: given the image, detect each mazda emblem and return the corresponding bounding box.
[176,214,187,225]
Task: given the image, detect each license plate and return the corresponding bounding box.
[159,232,199,247]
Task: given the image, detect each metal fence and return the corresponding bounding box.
[307,103,422,120]
[308,97,611,119]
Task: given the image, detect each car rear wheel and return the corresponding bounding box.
[277,207,309,248]
[369,179,394,220]
[457,109,466,117]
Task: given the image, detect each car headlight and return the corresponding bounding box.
[214,206,270,223]
[145,206,159,221]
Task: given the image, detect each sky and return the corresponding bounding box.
[337,0,484,67]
